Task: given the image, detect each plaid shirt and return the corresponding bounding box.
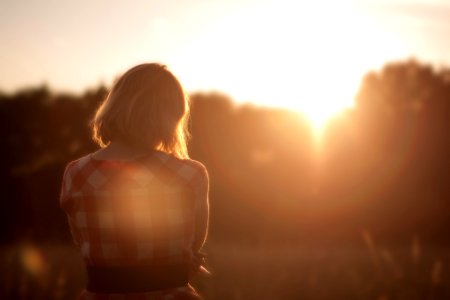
[60,151,209,300]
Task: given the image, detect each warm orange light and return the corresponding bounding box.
[20,245,46,277]
[172,0,406,136]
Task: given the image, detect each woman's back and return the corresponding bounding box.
[60,150,208,299]
[60,63,209,299]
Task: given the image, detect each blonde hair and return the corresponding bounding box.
[92,63,190,159]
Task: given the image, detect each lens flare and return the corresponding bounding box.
[20,245,46,277]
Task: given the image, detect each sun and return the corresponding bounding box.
[172,0,406,135]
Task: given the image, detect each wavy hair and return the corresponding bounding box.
[91,63,190,159]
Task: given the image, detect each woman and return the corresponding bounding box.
[60,63,209,299]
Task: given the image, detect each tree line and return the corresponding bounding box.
[1,59,449,245]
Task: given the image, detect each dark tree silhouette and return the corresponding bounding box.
[0,59,449,245]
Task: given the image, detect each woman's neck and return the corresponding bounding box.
[92,141,152,161]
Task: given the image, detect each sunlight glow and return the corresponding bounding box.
[20,245,46,277]
[172,0,407,135]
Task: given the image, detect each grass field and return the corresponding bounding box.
[1,237,449,300]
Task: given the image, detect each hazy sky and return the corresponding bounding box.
[1,0,450,109]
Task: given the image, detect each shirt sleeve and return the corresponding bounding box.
[59,161,75,212]
[59,161,81,248]
[191,162,210,253]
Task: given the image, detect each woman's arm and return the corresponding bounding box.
[192,166,209,253]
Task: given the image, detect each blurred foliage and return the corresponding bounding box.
[0,59,449,246]
[2,241,449,300]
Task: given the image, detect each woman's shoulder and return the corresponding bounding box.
[153,151,208,182]
[63,153,92,173]
[181,158,208,175]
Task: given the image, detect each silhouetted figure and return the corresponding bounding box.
[60,63,209,299]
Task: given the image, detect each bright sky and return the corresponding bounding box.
[1,0,450,125]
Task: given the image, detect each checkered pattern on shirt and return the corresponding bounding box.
[60,151,208,300]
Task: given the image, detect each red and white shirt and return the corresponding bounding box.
[60,150,209,300]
